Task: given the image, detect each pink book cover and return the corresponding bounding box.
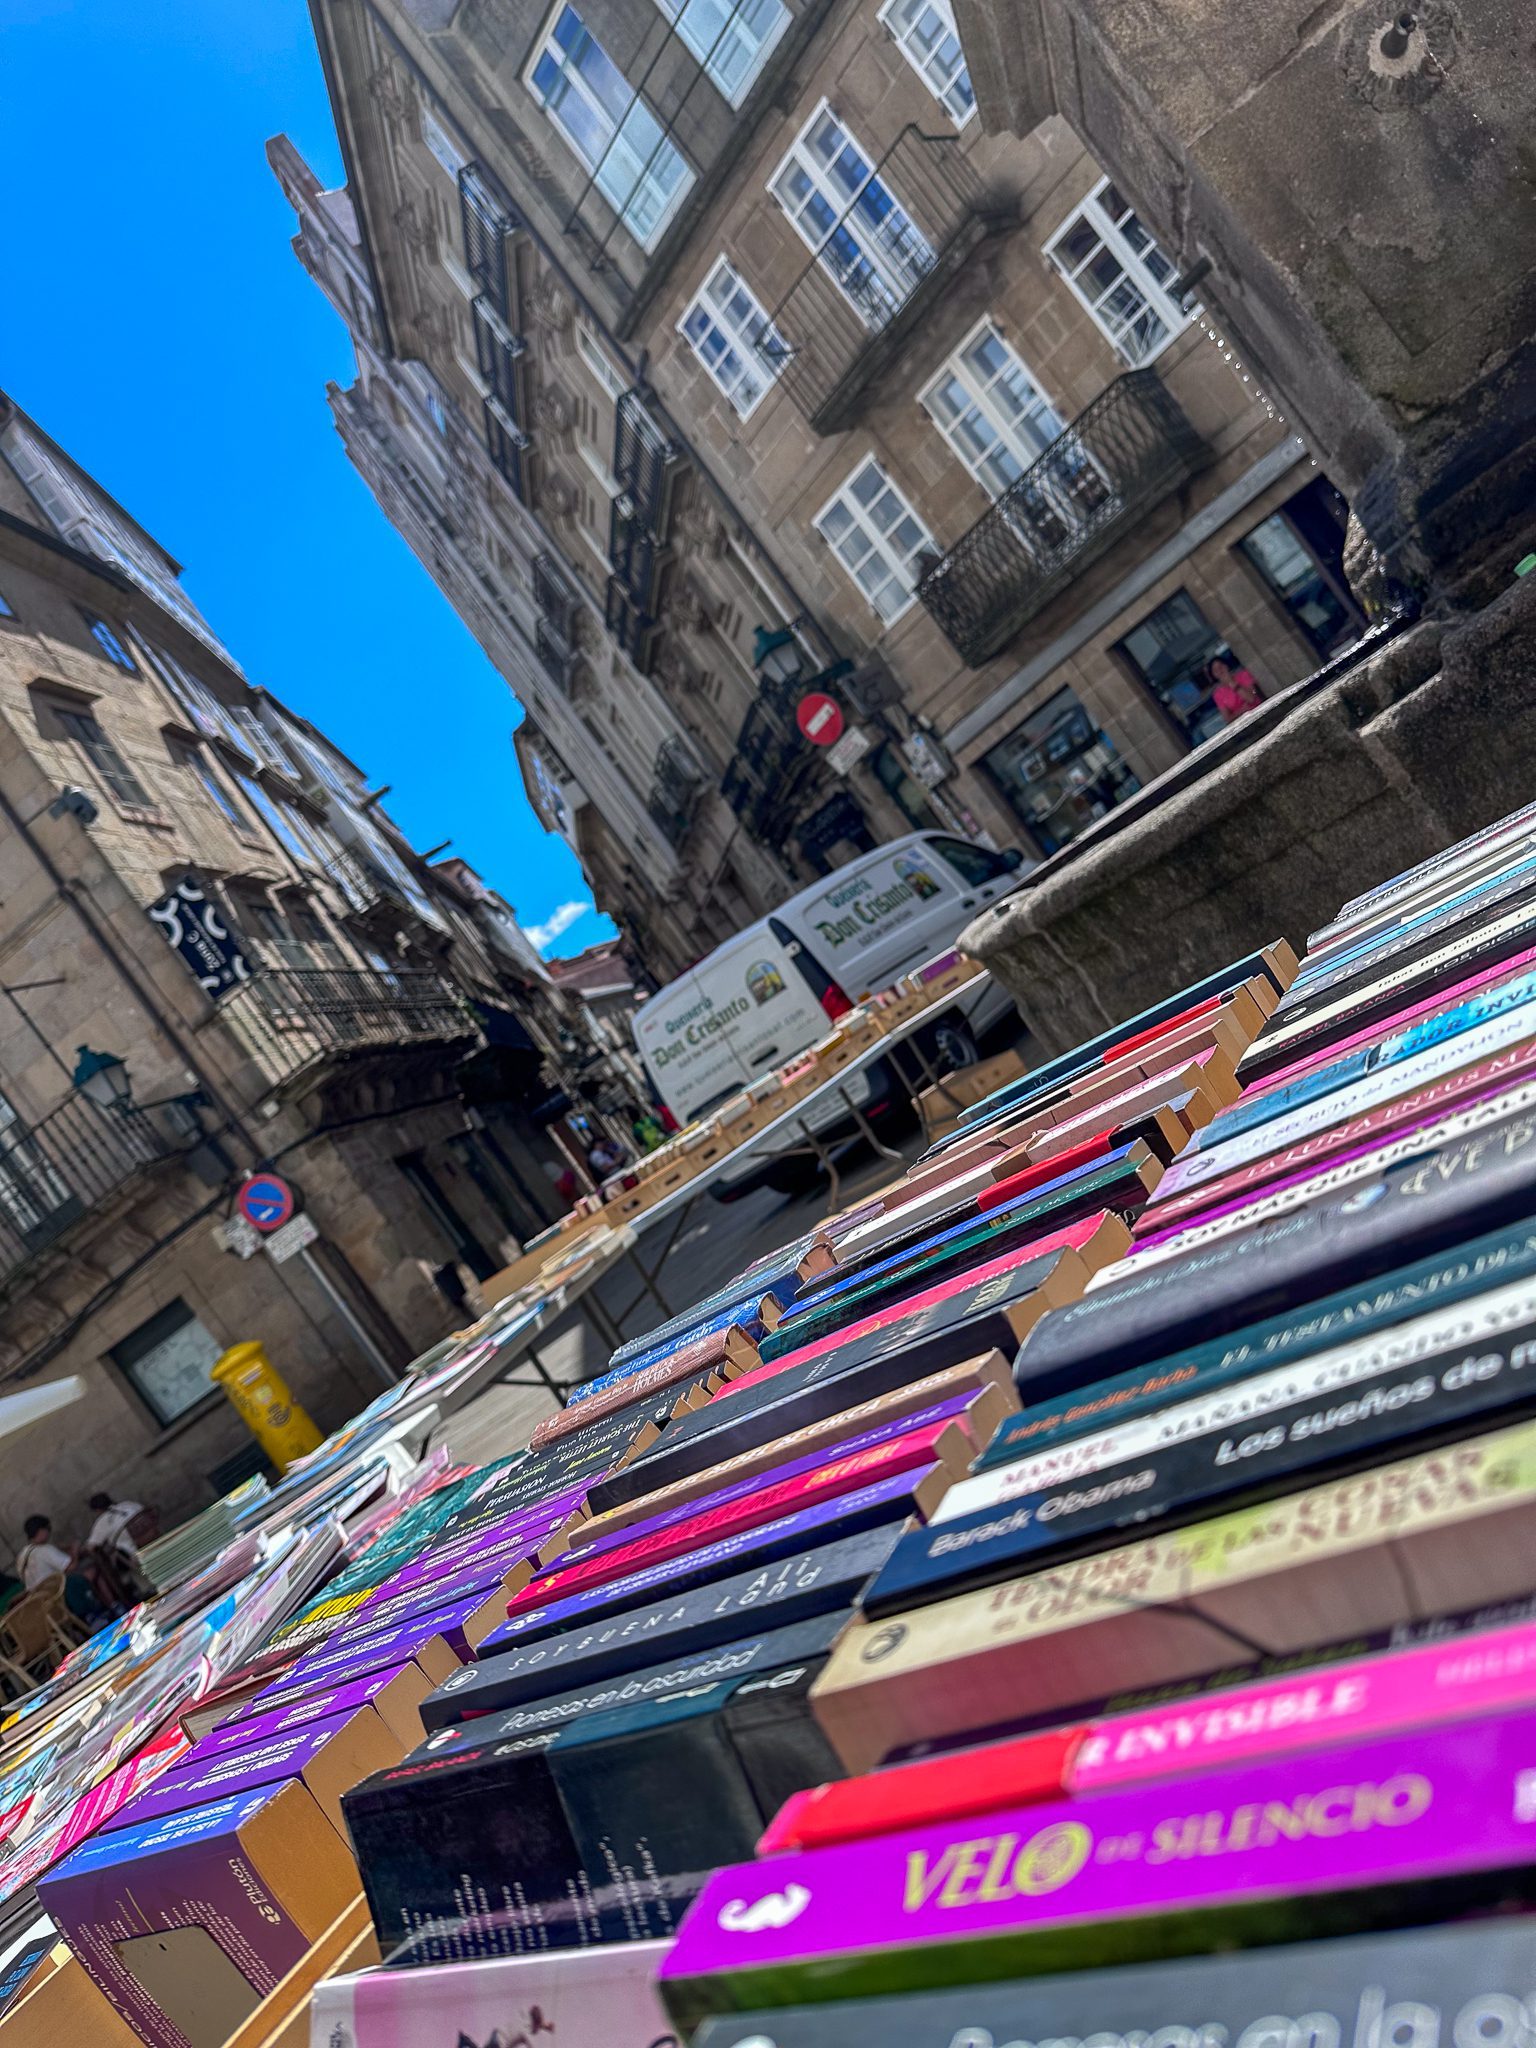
[309,1939,677,2048]
[1073,1617,1536,1791]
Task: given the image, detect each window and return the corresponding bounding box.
[983,688,1141,854]
[814,457,934,624]
[769,105,932,329]
[290,904,345,967]
[109,1298,223,1427]
[235,775,315,864]
[932,835,1017,886]
[678,258,785,416]
[655,0,787,105]
[174,744,253,835]
[1115,590,1237,748]
[527,6,692,250]
[879,0,975,123]
[421,106,465,179]
[1238,478,1366,662]
[0,588,13,619]
[922,321,1064,496]
[57,709,154,810]
[85,617,137,672]
[1046,177,1189,365]
[425,388,449,436]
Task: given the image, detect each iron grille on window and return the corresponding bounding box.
[917,371,1209,667]
[459,163,516,312]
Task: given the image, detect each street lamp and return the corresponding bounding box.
[752,625,805,693]
[72,1045,132,1112]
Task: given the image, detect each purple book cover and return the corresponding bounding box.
[662,1708,1536,1985]
[563,1393,972,1567]
[381,1490,586,1591]
[480,1469,922,1655]
[199,1670,410,1754]
[113,1711,360,1831]
[39,1784,318,2048]
[328,1585,493,1656]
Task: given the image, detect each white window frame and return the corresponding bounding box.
[420,107,466,180]
[575,325,629,402]
[767,101,932,331]
[677,257,785,417]
[877,0,975,125]
[1045,175,1190,366]
[524,4,693,253]
[920,317,1064,498]
[654,0,789,108]
[814,456,935,626]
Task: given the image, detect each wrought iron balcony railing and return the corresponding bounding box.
[762,128,1015,436]
[459,164,516,314]
[647,737,706,850]
[535,617,582,691]
[605,577,661,675]
[613,391,683,545]
[472,295,527,417]
[220,968,479,1094]
[0,1094,174,1295]
[917,372,1209,667]
[484,394,531,504]
[533,553,579,643]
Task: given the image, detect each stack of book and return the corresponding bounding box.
[24,798,1536,2048]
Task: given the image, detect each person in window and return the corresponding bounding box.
[1208,655,1263,722]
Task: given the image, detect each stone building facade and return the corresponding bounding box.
[0,396,618,1555]
[279,0,1369,963]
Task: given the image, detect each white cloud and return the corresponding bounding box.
[525,899,592,954]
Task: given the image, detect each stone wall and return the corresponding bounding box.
[965,573,1536,1056]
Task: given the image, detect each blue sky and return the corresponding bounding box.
[0,0,613,958]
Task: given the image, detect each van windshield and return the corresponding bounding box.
[932,837,1017,886]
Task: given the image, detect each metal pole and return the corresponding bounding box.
[297,1244,399,1386]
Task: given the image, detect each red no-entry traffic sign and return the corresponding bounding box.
[236,1173,297,1233]
[796,692,845,746]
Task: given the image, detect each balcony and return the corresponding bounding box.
[534,553,579,642]
[459,164,516,313]
[0,1095,175,1297]
[605,578,661,675]
[614,391,683,542]
[220,969,480,1095]
[647,738,706,850]
[484,394,531,504]
[472,295,527,416]
[917,372,1209,667]
[763,128,1015,436]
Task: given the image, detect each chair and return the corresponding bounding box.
[39,1578,91,1651]
[0,1585,65,1693]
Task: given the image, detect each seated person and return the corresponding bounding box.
[15,1516,108,1627]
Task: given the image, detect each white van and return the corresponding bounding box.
[632,832,1029,1190]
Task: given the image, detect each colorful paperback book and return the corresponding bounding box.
[978,1212,1536,1469]
[658,1709,1536,2022]
[1012,1089,1536,1395]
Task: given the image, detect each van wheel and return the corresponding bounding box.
[933,1023,979,1072]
